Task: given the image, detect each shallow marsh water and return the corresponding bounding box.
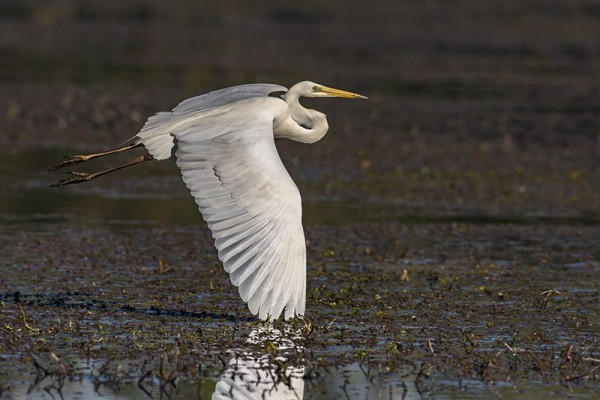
[1,146,598,399]
[1,1,600,399]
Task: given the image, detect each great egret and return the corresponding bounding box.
[49,81,367,320]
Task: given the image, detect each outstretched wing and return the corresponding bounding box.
[173,97,306,320]
[173,83,287,114]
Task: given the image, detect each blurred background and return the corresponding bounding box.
[0,0,599,221]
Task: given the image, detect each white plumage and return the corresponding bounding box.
[50,81,366,320]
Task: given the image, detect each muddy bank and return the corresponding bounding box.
[0,219,598,398]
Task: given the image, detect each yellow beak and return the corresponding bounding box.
[321,85,368,99]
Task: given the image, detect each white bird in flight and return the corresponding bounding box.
[49,81,367,320]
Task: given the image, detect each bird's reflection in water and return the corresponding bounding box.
[213,328,305,400]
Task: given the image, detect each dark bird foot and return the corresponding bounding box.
[50,171,93,187]
[47,155,91,172]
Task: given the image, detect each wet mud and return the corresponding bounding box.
[1,0,599,399]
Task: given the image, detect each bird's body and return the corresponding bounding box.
[49,81,366,320]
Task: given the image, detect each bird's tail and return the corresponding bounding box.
[133,111,176,160]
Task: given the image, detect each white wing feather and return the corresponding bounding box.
[166,97,306,320]
[136,84,287,160]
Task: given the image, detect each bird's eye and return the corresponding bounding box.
[312,85,319,92]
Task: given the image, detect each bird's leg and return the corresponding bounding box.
[47,142,143,172]
[50,154,153,187]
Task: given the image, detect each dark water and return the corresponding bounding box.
[2,148,598,228]
[2,359,596,400]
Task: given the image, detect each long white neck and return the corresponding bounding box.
[275,92,329,144]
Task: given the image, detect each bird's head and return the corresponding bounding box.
[290,81,368,99]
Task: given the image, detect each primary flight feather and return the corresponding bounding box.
[49,81,367,320]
